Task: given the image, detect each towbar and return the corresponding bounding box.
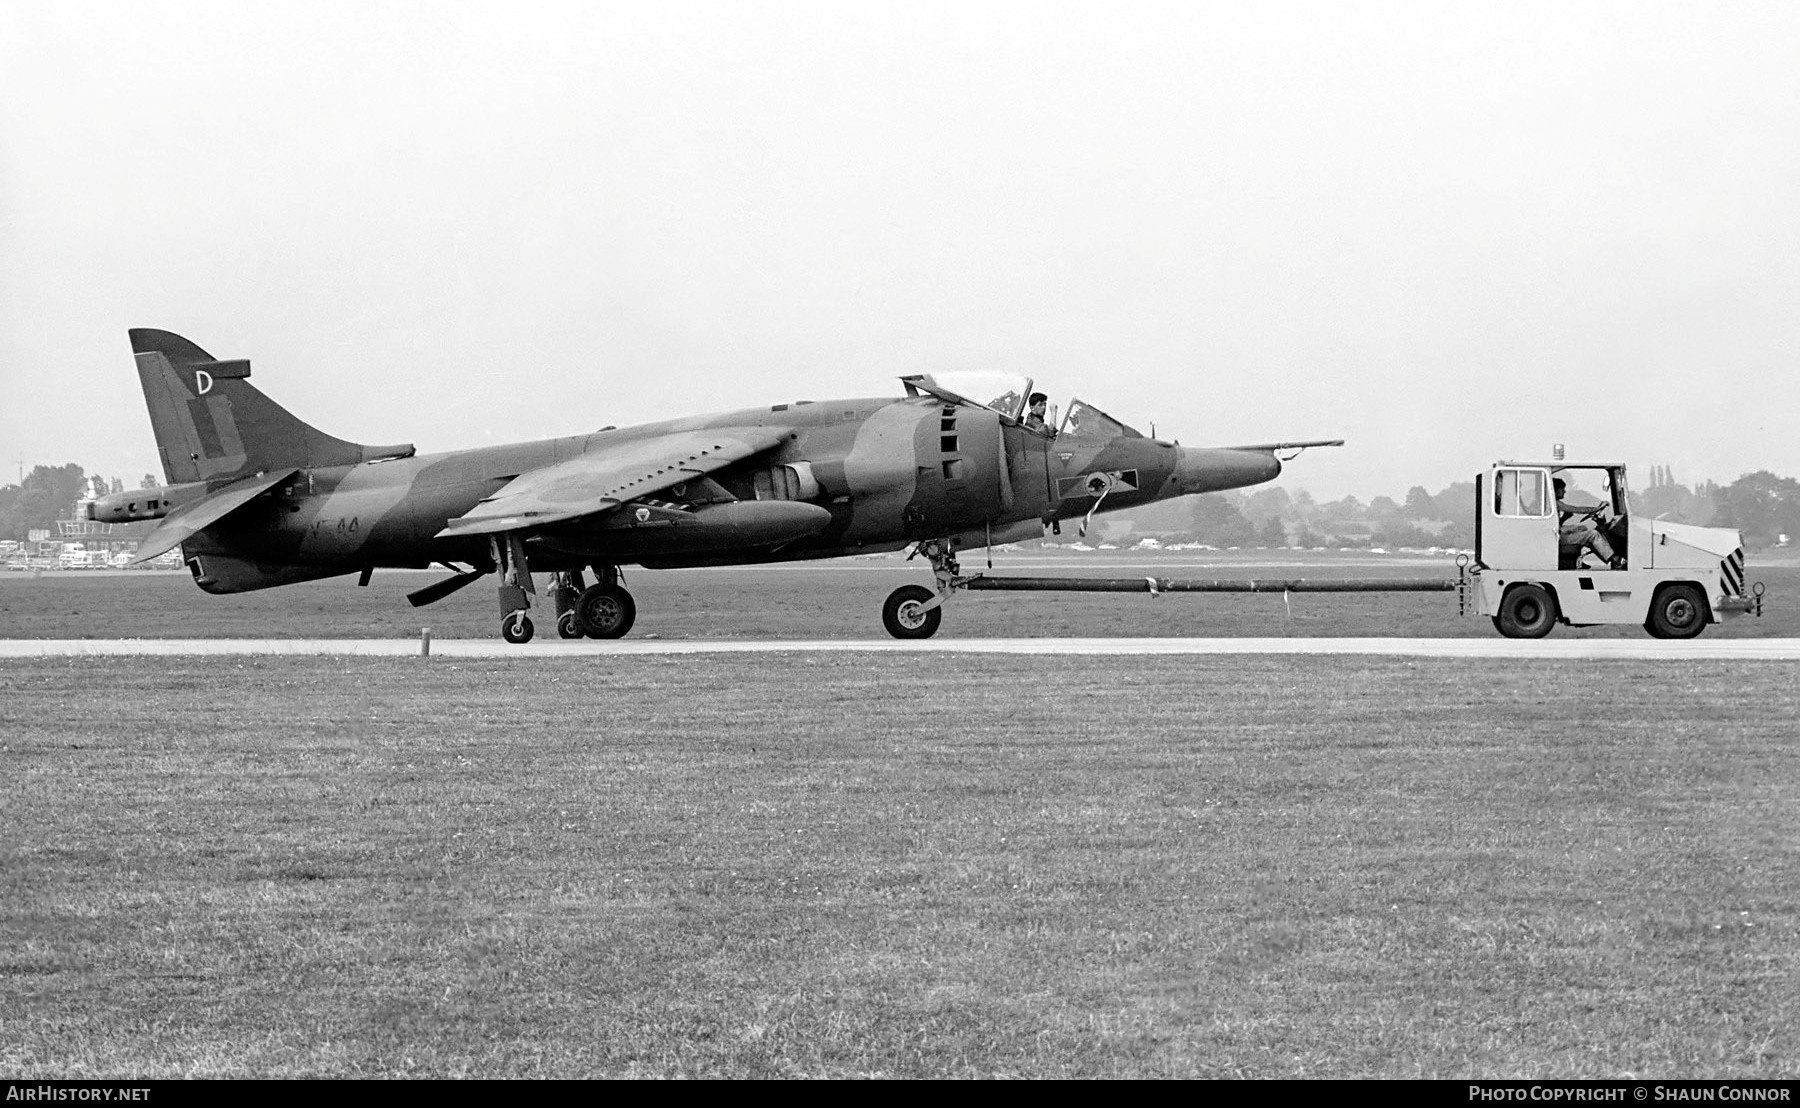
[961,576,1460,594]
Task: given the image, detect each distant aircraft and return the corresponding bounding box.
[95,329,1341,640]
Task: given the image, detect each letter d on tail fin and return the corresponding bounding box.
[129,329,414,484]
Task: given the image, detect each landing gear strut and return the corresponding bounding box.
[492,553,638,642]
[551,570,587,639]
[492,533,535,644]
[881,538,963,640]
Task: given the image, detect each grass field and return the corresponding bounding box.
[3,552,1797,640]
[4,554,1796,1077]
[4,649,1798,1078]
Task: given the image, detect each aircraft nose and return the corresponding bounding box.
[1174,446,1282,495]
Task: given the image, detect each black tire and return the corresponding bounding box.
[1495,583,1557,639]
[575,584,636,639]
[556,610,584,639]
[882,585,941,640]
[1646,583,1708,640]
[501,613,534,644]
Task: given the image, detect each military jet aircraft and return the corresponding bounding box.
[93,329,1341,641]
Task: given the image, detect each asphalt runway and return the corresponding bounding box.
[4,637,1799,659]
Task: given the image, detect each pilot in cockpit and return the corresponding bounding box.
[1023,392,1051,433]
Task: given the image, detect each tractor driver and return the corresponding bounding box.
[1554,477,1622,569]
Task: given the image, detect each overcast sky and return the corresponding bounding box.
[3,0,1797,502]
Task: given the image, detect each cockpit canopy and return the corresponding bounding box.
[902,371,1035,420]
[899,372,1145,439]
[1062,399,1144,439]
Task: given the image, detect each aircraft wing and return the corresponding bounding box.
[436,427,789,539]
[129,467,300,563]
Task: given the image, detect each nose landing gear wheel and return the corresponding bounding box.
[575,583,637,639]
[501,612,535,644]
[882,584,941,640]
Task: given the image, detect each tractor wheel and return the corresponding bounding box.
[1646,583,1708,640]
[1495,583,1557,639]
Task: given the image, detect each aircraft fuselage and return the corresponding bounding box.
[104,329,1334,637]
[173,393,1278,592]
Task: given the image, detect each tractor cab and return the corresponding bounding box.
[1480,460,1631,572]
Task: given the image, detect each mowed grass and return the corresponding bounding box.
[3,557,1798,639]
[3,654,1797,1077]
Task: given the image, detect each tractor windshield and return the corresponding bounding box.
[1551,467,1627,516]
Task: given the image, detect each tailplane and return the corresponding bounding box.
[130,328,413,484]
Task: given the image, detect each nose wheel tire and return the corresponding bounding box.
[575,584,637,639]
[1494,583,1557,639]
[882,585,942,640]
[1646,583,1708,640]
[501,612,535,644]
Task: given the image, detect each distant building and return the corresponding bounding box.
[42,491,158,567]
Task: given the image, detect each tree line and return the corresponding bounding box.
[1065,468,1800,553]
[4,461,1797,552]
[0,465,156,543]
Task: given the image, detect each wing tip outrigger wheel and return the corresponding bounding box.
[557,610,583,639]
[492,533,537,644]
[502,611,534,644]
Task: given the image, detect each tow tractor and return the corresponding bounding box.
[1464,454,1761,639]
[883,454,1763,640]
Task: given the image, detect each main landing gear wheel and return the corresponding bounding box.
[575,583,637,639]
[1646,583,1708,640]
[1494,583,1557,639]
[502,612,535,644]
[556,610,584,639]
[882,584,941,640]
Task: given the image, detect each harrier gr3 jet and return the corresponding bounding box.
[95,329,1341,641]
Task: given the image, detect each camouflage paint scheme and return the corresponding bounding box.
[96,330,1335,638]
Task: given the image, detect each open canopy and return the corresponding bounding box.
[901,371,1035,421]
[899,372,1148,440]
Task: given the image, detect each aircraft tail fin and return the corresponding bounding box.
[130,328,414,485]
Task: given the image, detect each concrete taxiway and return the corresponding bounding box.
[3,637,1799,659]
